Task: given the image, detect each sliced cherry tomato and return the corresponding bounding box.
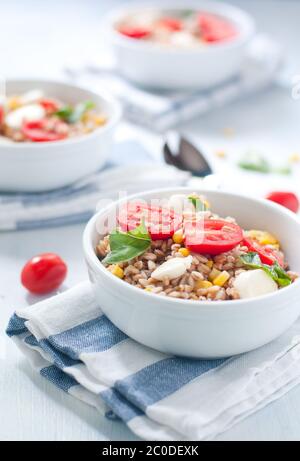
[243,238,284,267]
[118,26,151,39]
[21,253,67,295]
[266,191,299,213]
[158,17,183,31]
[118,202,182,240]
[0,105,4,124]
[184,219,243,255]
[22,119,67,142]
[198,13,237,43]
[39,98,60,113]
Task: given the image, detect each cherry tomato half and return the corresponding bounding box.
[21,253,67,295]
[158,17,183,31]
[118,26,151,39]
[22,119,67,142]
[243,238,284,267]
[118,202,182,240]
[0,105,4,124]
[266,191,299,213]
[184,219,243,255]
[198,13,237,43]
[39,98,60,113]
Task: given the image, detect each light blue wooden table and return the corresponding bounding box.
[1,0,300,441]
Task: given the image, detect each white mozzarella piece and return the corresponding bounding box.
[233,269,278,299]
[151,255,193,281]
[21,89,44,104]
[170,31,198,47]
[5,104,46,129]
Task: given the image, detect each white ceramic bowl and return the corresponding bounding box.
[0,80,121,192]
[83,188,300,359]
[104,0,255,90]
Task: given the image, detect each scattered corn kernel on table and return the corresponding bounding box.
[1,0,300,441]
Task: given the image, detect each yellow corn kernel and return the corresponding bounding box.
[178,247,190,257]
[289,153,300,163]
[208,268,221,282]
[259,233,278,245]
[111,265,124,279]
[269,243,280,250]
[203,200,211,210]
[206,260,213,269]
[8,96,22,110]
[94,115,107,126]
[172,229,184,244]
[247,230,278,245]
[222,127,235,138]
[144,286,152,292]
[196,280,213,289]
[213,271,230,287]
[215,150,226,158]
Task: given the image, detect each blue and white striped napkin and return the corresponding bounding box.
[66,35,283,132]
[0,140,190,231]
[6,281,300,440]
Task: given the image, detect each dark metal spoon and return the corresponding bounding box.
[163,131,213,177]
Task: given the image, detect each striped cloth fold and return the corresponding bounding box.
[0,140,190,231]
[6,282,300,441]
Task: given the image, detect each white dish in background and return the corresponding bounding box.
[83,188,300,358]
[0,80,121,192]
[104,0,255,90]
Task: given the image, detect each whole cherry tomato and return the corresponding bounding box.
[21,253,67,294]
[266,191,299,213]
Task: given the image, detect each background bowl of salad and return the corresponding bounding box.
[0,80,121,192]
[83,188,300,358]
[105,0,255,90]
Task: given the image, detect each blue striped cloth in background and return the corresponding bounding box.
[6,282,300,440]
[0,140,190,232]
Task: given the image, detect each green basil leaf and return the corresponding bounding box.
[272,261,292,287]
[272,165,292,176]
[54,101,95,124]
[238,151,270,173]
[54,106,73,121]
[188,195,208,212]
[102,221,151,264]
[68,100,95,124]
[240,252,291,287]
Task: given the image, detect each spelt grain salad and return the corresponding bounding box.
[0,89,107,142]
[96,194,298,302]
[115,9,237,47]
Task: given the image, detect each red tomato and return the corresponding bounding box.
[184,219,243,255]
[0,105,4,124]
[21,253,67,295]
[158,17,183,31]
[22,119,67,142]
[266,191,299,213]
[118,202,182,240]
[198,13,237,43]
[39,98,60,113]
[243,238,284,267]
[118,26,151,39]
